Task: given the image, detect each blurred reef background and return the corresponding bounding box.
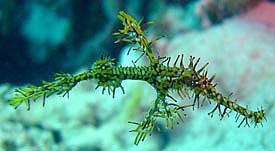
[0,0,275,150]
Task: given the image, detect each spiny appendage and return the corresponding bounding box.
[125,55,213,145]
[159,55,266,128]
[90,57,125,98]
[128,92,189,145]
[205,89,266,127]
[113,11,159,66]
[9,71,94,110]
[180,56,267,127]
[188,57,265,127]
[159,55,213,108]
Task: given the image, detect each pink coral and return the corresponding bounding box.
[243,1,275,27]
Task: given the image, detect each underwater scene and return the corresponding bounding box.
[1,0,275,150]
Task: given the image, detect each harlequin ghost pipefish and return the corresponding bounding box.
[9,11,266,145]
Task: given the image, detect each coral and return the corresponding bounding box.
[243,1,275,27]
[195,0,260,28]
[9,11,266,145]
